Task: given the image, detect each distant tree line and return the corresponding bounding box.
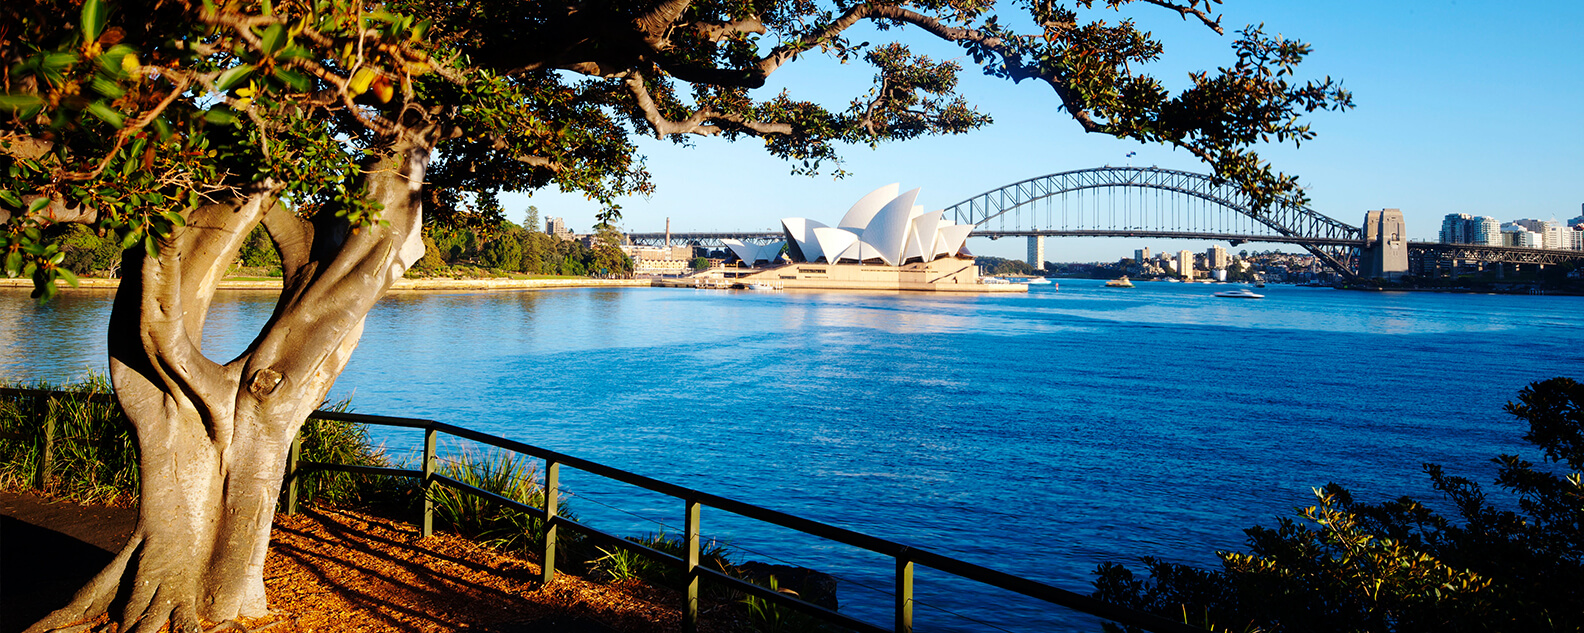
[975,256,1039,276]
[44,215,633,279]
[414,220,632,278]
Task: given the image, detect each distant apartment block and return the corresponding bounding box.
[1205,244,1228,270]
[1440,213,1502,246]
[1135,247,1150,262]
[1177,249,1195,279]
[545,217,572,240]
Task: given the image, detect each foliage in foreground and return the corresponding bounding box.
[1093,377,1584,632]
[0,376,137,503]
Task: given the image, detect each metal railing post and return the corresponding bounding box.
[422,427,437,538]
[285,432,301,515]
[684,499,701,633]
[37,396,54,491]
[896,548,914,633]
[541,459,559,585]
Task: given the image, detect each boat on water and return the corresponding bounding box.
[745,281,782,291]
[1025,277,1053,286]
[1213,288,1264,299]
[1104,276,1134,288]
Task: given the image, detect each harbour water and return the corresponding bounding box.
[3,281,1582,631]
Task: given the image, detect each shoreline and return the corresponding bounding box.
[0,277,653,292]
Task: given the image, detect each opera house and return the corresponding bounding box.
[716,184,1024,293]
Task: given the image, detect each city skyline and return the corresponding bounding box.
[500,1,1582,263]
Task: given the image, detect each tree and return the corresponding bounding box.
[1,0,1349,630]
[1093,377,1584,632]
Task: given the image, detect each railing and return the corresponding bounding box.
[290,409,1207,633]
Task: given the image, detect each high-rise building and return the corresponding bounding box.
[545,216,571,240]
[1027,236,1046,270]
[1472,216,1502,245]
[1134,247,1151,262]
[1205,244,1228,270]
[1501,223,1541,248]
[1440,213,1474,243]
[1178,249,1195,279]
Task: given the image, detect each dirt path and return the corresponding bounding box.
[1,492,744,633]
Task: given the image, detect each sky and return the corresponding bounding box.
[500,0,1584,263]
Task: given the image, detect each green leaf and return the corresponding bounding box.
[3,250,20,276]
[259,23,288,55]
[214,64,256,93]
[26,196,50,214]
[159,211,186,227]
[0,94,45,112]
[55,268,79,287]
[274,69,310,92]
[87,101,125,128]
[143,234,158,259]
[203,107,239,125]
[0,190,20,208]
[89,76,126,99]
[81,0,108,43]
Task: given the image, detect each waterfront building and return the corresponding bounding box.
[621,244,693,277]
[1205,245,1228,270]
[1135,247,1151,263]
[1178,249,1195,279]
[1028,236,1046,271]
[684,184,1019,293]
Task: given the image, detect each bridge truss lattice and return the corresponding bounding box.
[942,166,1361,277]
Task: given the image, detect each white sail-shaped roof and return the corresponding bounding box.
[781,217,828,263]
[904,210,944,262]
[777,184,976,265]
[862,188,921,266]
[722,239,786,265]
[811,227,859,264]
[838,183,901,230]
[935,224,974,259]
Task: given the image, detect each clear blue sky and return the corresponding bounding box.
[501,0,1584,262]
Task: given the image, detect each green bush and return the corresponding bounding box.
[55,225,123,276]
[238,225,281,268]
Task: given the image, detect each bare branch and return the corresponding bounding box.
[624,71,791,138]
[1136,0,1223,34]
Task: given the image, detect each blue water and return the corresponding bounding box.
[4,281,1582,631]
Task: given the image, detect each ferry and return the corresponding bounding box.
[1024,277,1054,286]
[1104,276,1134,288]
[1213,288,1264,299]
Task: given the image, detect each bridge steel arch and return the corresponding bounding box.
[941,167,1361,279]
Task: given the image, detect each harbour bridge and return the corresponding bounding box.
[627,167,1584,280]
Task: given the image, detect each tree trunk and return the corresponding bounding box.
[26,141,430,633]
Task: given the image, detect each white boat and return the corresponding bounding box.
[746,282,782,291]
[1213,288,1264,299]
[1104,276,1134,288]
[1025,277,1053,285]
[982,276,1012,285]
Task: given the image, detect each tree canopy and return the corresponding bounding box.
[3,0,1351,296]
[0,1,1352,631]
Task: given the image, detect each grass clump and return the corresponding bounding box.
[0,376,139,504]
[427,448,571,555]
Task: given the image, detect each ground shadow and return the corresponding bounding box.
[0,516,117,633]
